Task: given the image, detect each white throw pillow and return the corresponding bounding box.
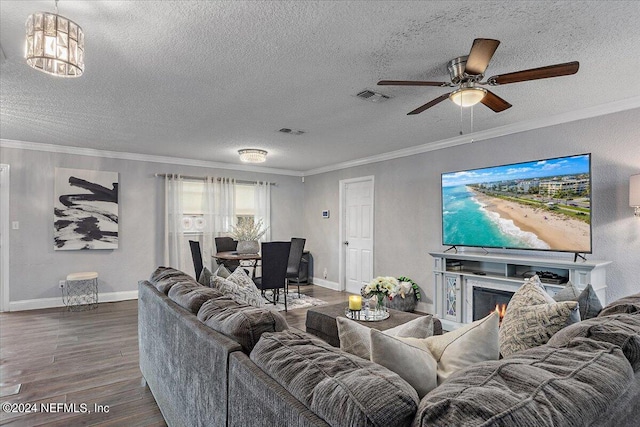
[370,329,438,398]
[401,311,500,385]
[336,315,434,360]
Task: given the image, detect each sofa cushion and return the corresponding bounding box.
[211,270,266,308]
[553,281,602,319]
[599,292,640,317]
[548,312,640,371]
[149,266,195,294]
[413,338,635,427]
[499,277,579,357]
[250,330,419,427]
[337,315,434,359]
[198,298,288,353]
[167,281,223,314]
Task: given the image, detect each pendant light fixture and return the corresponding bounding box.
[25,0,84,77]
[238,149,268,163]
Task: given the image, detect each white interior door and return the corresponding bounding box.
[0,164,9,312]
[341,177,374,294]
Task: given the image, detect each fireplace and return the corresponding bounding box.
[472,287,514,321]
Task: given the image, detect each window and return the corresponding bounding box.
[181,181,256,233]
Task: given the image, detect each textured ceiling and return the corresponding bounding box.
[1,1,640,173]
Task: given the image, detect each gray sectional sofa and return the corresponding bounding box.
[139,267,640,426]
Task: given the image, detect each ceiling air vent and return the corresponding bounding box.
[279,128,306,135]
[356,89,391,103]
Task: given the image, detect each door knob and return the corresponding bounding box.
[343,241,349,245]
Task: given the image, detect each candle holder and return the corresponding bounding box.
[346,308,361,320]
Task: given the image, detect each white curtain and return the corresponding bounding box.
[254,181,271,242]
[164,174,191,273]
[202,177,236,263]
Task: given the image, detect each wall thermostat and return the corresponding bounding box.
[322,210,330,218]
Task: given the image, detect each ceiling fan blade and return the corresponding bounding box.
[377,80,450,87]
[407,93,451,115]
[480,90,512,112]
[465,38,500,75]
[489,61,579,85]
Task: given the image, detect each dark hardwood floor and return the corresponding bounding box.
[0,284,349,426]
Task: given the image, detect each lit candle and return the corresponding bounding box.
[348,295,362,311]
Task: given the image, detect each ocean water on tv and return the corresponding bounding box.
[442,185,545,249]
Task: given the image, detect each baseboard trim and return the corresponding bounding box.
[311,277,341,291]
[8,290,138,312]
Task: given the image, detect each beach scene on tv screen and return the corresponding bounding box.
[442,154,591,252]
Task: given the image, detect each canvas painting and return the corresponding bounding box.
[54,168,119,250]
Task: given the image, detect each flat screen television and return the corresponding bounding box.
[441,153,592,253]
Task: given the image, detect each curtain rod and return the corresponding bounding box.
[154,173,276,186]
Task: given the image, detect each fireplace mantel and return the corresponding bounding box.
[429,251,611,331]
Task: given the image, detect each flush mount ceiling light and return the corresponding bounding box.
[238,149,268,163]
[25,0,84,77]
[449,86,487,107]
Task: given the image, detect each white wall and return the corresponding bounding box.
[303,108,640,311]
[0,147,304,308]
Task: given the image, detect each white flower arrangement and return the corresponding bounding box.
[230,218,268,241]
[390,276,422,301]
[361,276,397,299]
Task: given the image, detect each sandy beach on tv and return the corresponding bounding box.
[471,189,590,252]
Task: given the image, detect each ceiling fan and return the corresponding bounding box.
[378,38,579,115]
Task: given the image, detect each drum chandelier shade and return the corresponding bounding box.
[238,149,268,163]
[25,2,84,77]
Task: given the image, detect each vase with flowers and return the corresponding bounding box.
[230,218,268,254]
[361,276,397,312]
[386,276,421,312]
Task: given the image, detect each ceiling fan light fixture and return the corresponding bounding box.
[449,87,487,107]
[238,149,268,163]
[25,1,84,77]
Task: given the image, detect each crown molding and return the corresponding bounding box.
[303,96,640,176]
[3,96,639,177]
[0,139,304,177]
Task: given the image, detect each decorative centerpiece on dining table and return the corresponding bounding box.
[230,219,268,254]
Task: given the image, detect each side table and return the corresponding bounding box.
[63,272,99,311]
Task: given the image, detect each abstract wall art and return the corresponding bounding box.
[54,168,119,250]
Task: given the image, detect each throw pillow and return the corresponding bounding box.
[554,281,602,320]
[370,329,438,398]
[213,264,231,279]
[337,315,434,359]
[198,266,213,286]
[211,275,266,308]
[411,311,500,385]
[226,267,255,289]
[499,277,579,357]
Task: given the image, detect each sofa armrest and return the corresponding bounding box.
[138,280,242,426]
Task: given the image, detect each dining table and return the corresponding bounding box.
[213,251,261,277]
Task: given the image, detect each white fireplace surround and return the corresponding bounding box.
[430,251,610,331]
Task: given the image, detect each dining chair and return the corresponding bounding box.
[214,237,240,271]
[188,240,204,279]
[286,238,306,297]
[253,241,291,311]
